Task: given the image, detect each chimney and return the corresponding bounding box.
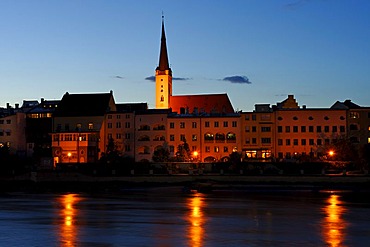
[15,104,19,109]
[6,103,10,109]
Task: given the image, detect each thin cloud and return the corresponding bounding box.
[112,75,124,79]
[145,76,191,82]
[145,76,155,81]
[174,77,191,81]
[284,0,310,10]
[222,76,252,84]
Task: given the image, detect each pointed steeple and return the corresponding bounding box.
[156,15,172,74]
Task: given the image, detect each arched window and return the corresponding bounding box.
[204,133,214,142]
[153,135,165,141]
[138,135,150,141]
[215,133,225,142]
[226,132,236,142]
[139,125,150,131]
[204,156,216,163]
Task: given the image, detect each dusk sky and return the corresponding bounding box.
[1,0,369,111]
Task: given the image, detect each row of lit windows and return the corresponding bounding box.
[53,134,90,142]
[27,113,52,119]
[205,146,230,153]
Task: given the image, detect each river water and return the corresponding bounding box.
[1,187,370,247]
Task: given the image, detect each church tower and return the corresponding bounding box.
[155,16,172,109]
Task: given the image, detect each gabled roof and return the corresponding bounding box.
[54,92,116,117]
[331,99,362,109]
[170,93,234,114]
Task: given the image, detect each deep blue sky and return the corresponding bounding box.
[1,0,369,111]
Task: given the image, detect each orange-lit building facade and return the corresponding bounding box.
[6,18,370,166]
[167,114,241,162]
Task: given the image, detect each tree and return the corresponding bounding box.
[176,139,191,162]
[152,146,170,162]
[100,138,121,164]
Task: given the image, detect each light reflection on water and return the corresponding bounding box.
[1,189,370,246]
[322,194,347,247]
[187,194,206,247]
[58,194,82,247]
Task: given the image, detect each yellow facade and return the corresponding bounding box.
[155,70,172,109]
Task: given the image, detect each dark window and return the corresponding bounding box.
[261,138,271,144]
[301,126,306,132]
[278,139,283,146]
[293,139,298,145]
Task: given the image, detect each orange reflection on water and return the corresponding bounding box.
[322,194,347,247]
[187,194,206,247]
[59,194,81,247]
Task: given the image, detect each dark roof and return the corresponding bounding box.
[54,92,115,117]
[156,17,172,74]
[116,103,148,113]
[170,93,235,114]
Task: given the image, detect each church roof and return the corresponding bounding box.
[156,17,171,74]
[170,93,235,114]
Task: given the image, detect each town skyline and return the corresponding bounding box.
[1,0,369,111]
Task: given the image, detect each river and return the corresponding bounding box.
[1,187,370,246]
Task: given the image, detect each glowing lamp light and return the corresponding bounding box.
[193,151,198,157]
[67,152,72,158]
[329,150,335,157]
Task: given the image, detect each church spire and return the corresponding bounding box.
[157,15,171,74]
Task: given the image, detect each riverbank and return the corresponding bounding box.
[2,172,370,193]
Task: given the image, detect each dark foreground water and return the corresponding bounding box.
[1,188,370,247]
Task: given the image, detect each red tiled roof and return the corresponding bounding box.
[170,93,234,114]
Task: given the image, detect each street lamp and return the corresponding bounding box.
[193,151,199,161]
[67,152,72,163]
